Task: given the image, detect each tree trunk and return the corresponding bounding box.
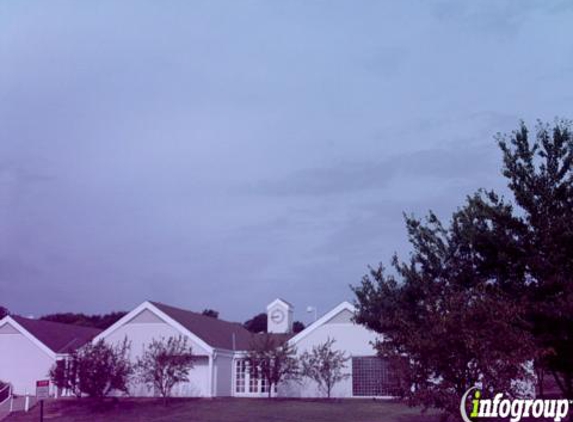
[536,366,545,398]
[552,370,573,400]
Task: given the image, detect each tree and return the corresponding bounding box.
[353,211,534,417]
[300,338,349,398]
[41,311,127,329]
[244,313,267,333]
[201,309,219,319]
[352,120,573,417]
[50,339,132,399]
[0,307,8,319]
[247,334,300,398]
[494,121,573,398]
[136,336,194,405]
[293,321,305,333]
[50,358,81,397]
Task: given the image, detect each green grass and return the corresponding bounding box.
[5,398,443,422]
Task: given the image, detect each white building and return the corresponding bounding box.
[282,301,397,398]
[96,299,398,398]
[93,301,248,397]
[0,316,100,395]
[0,299,397,399]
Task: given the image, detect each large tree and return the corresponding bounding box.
[353,120,573,417]
[496,121,573,398]
[244,313,267,333]
[353,210,533,417]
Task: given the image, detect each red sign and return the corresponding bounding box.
[36,380,50,400]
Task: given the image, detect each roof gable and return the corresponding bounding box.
[325,308,354,324]
[127,309,164,324]
[266,298,292,310]
[0,321,19,334]
[288,301,357,346]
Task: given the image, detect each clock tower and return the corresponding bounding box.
[266,298,294,334]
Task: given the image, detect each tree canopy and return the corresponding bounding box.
[40,311,127,329]
[51,338,132,399]
[201,309,219,319]
[244,313,267,333]
[292,321,305,333]
[244,313,305,334]
[353,120,573,417]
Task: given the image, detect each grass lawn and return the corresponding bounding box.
[5,398,443,422]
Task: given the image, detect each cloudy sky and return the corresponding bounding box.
[1,1,572,323]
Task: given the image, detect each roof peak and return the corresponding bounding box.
[266,298,293,310]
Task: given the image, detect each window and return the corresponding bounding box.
[234,359,273,395]
[249,367,266,393]
[260,377,268,393]
[235,360,246,393]
[352,357,399,397]
[249,369,259,393]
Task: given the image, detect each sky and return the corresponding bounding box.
[0,0,572,324]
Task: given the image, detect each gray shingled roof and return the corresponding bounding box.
[151,302,293,351]
[12,315,101,354]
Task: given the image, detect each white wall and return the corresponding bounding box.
[0,323,55,395]
[280,311,380,398]
[214,353,233,397]
[170,357,209,397]
[103,310,211,397]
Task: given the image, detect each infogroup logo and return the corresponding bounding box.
[460,387,570,422]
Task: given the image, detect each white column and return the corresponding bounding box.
[212,351,218,397]
[231,358,236,397]
[207,355,213,398]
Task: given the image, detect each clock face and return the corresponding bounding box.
[270,309,285,324]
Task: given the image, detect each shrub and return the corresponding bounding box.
[50,338,132,399]
[136,336,194,405]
